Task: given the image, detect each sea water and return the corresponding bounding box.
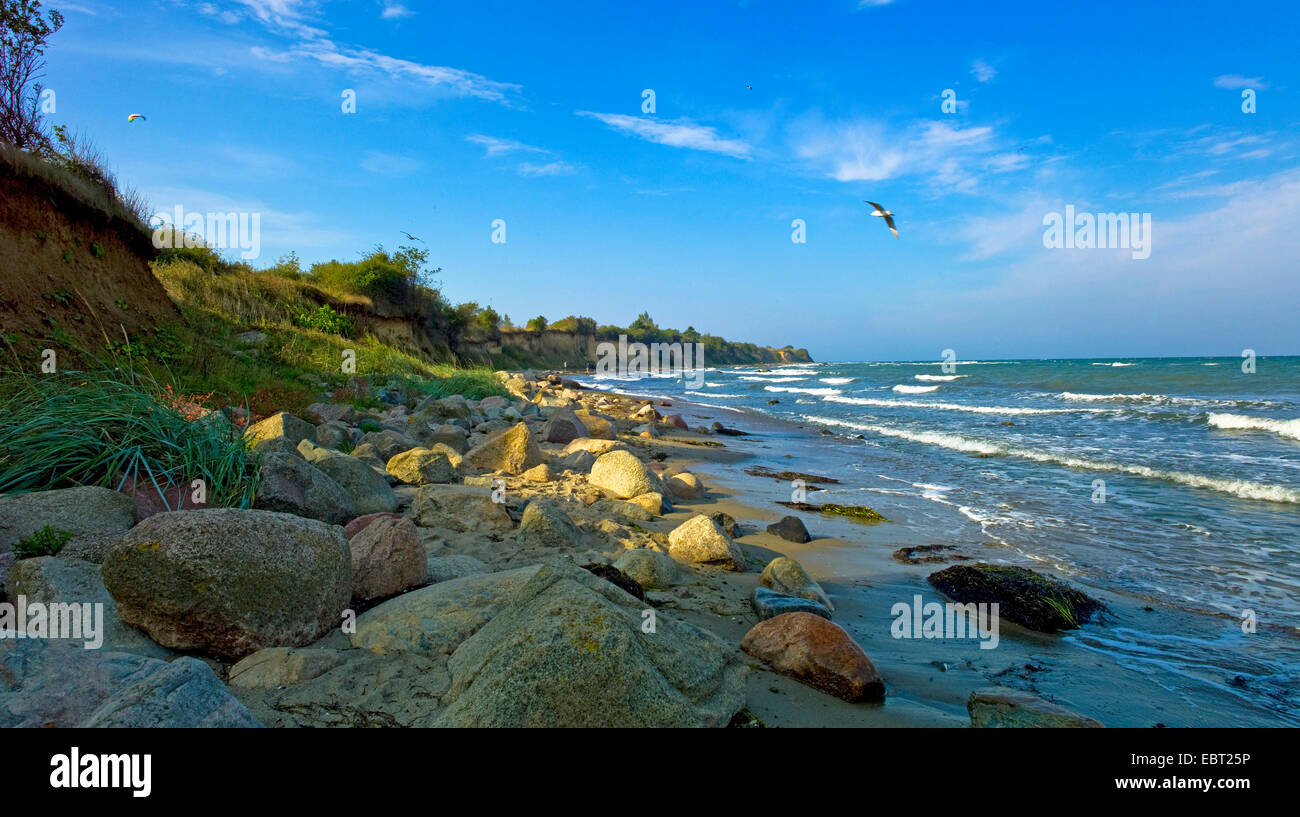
[578,356,1300,722]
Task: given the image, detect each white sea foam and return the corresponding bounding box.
[765,386,843,396]
[1092,362,1138,367]
[824,395,1103,415]
[820,377,855,385]
[893,384,940,394]
[915,374,966,381]
[685,391,745,399]
[801,414,1300,504]
[740,375,804,382]
[1208,413,1300,441]
[1056,392,1281,409]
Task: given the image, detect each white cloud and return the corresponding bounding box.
[380,2,413,19]
[291,39,520,102]
[577,112,753,159]
[211,1,518,103]
[857,0,896,7]
[466,134,548,157]
[1214,74,1267,89]
[790,116,1013,192]
[971,59,997,83]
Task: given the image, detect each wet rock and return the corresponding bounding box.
[740,612,883,702]
[968,687,1104,728]
[928,563,1102,632]
[751,586,831,621]
[759,556,833,612]
[766,515,811,543]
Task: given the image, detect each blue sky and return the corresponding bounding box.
[42,0,1300,361]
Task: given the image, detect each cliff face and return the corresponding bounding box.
[0,147,179,363]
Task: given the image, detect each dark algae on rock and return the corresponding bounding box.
[927,563,1102,632]
[776,501,886,523]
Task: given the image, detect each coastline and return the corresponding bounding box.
[596,381,1294,727]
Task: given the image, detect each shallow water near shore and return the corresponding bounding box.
[577,357,1300,725]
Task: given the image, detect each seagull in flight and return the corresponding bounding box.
[745,84,753,90]
[401,231,424,243]
[864,201,898,238]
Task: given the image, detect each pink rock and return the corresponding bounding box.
[343,512,403,540]
[740,612,885,702]
[348,516,428,601]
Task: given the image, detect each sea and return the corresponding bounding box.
[576,356,1300,724]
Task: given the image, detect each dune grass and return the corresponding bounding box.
[0,365,260,509]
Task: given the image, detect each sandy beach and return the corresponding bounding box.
[591,383,1292,728]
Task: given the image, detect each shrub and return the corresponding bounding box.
[292,304,354,337]
[525,315,548,332]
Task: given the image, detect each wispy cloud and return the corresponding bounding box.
[971,59,997,83]
[790,116,1017,192]
[380,2,413,19]
[466,134,548,157]
[857,0,897,7]
[215,0,519,102]
[1214,74,1267,89]
[577,112,752,159]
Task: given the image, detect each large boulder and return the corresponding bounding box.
[409,422,469,453]
[426,554,488,584]
[0,637,262,727]
[760,556,833,612]
[412,484,514,537]
[0,486,136,558]
[740,612,884,702]
[665,472,706,500]
[253,452,356,525]
[542,408,589,444]
[968,688,1104,728]
[349,516,428,601]
[243,411,315,450]
[386,445,463,485]
[668,514,747,571]
[573,410,615,440]
[435,560,747,727]
[516,499,580,548]
[227,647,448,728]
[358,429,418,461]
[589,450,658,499]
[928,563,1102,632]
[7,556,171,657]
[299,444,398,515]
[561,438,626,457]
[101,509,352,660]
[351,566,543,656]
[464,422,542,475]
[227,647,345,689]
[613,548,678,589]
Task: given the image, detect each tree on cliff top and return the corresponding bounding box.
[0,0,63,150]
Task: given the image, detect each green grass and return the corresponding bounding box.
[418,369,511,401]
[14,526,72,558]
[0,365,260,510]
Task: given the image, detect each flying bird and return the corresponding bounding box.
[864,201,898,238]
[127,114,146,123]
[745,84,752,90]
[401,231,423,243]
